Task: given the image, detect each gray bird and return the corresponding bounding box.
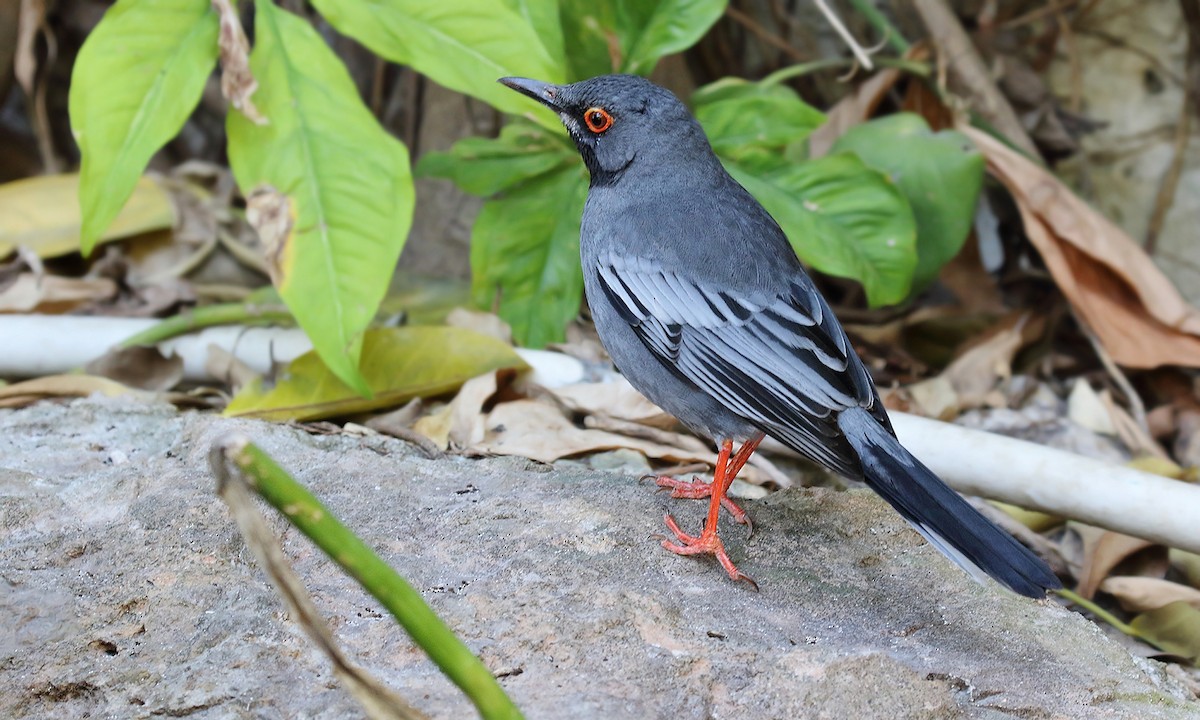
[500,74,1060,597]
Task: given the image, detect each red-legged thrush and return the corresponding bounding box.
[500,74,1060,597]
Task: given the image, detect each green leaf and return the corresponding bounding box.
[695,79,826,165]
[471,164,589,348]
[0,173,174,259]
[416,123,575,196]
[622,0,727,75]
[1130,601,1200,663]
[68,0,218,255]
[832,114,984,291]
[503,0,566,71]
[225,327,526,421]
[559,0,726,78]
[728,153,918,306]
[227,0,414,396]
[309,0,565,129]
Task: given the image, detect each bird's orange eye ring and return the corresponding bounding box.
[584,107,613,134]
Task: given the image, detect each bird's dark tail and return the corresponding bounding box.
[837,407,1060,597]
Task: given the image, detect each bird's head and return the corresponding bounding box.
[500,74,710,186]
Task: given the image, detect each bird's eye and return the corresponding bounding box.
[584,107,613,133]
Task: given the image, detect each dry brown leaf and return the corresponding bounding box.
[905,375,958,419]
[808,68,903,157]
[212,0,265,125]
[0,273,117,313]
[937,233,1005,314]
[962,125,1200,369]
[1076,527,1168,599]
[907,312,1042,417]
[412,372,497,451]
[245,186,292,287]
[0,374,151,408]
[550,376,676,429]
[445,308,512,344]
[205,344,259,392]
[1067,379,1115,436]
[472,399,763,478]
[84,346,185,392]
[1098,389,1169,460]
[1100,576,1200,613]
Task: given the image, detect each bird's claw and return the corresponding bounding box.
[659,513,757,590]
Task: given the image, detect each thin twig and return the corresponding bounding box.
[812,0,875,70]
[911,0,1041,158]
[1051,0,1084,114]
[1144,94,1193,254]
[844,0,911,54]
[1071,309,1151,436]
[725,5,807,63]
[998,0,1083,30]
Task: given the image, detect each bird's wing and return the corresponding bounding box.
[595,252,887,476]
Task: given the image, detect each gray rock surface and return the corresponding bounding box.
[1,399,1196,719]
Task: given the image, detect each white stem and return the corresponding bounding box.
[890,412,1200,555]
[6,315,1196,553]
[812,0,875,70]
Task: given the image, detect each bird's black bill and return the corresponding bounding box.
[498,76,564,112]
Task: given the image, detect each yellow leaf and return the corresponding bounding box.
[1130,601,1200,663]
[0,173,175,258]
[0,374,150,408]
[224,327,525,422]
[1100,576,1200,613]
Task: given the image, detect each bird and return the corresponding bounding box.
[499,74,1061,598]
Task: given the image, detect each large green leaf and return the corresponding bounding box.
[694,79,826,167]
[68,0,217,255]
[728,153,918,306]
[309,0,564,129]
[832,114,984,291]
[419,123,586,347]
[416,123,576,196]
[225,327,527,421]
[227,0,414,396]
[503,0,566,72]
[471,164,589,348]
[559,0,726,78]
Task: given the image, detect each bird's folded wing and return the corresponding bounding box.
[596,254,886,476]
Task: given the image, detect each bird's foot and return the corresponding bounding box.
[652,475,752,530]
[659,513,758,591]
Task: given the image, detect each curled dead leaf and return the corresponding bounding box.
[962,125,1200,369]
[412,372,498,451]
[549,375,676,429]
[445,308,512,344]
[1075,526,1168,599]
[84,346,185,392]
[1100,576,1200,613]
[212,0,265,125]
[245,185,293,288]
[0,273,117,313]
[0,374,151,408]
[472,399,765,483]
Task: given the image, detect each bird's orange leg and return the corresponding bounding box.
[659,434,765,589]
[652,434,764,527]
